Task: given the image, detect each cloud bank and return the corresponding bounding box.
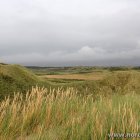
[2,45,140,66]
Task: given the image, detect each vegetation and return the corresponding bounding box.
[0,87,140,139]
[27,66,95,75]
[0,64,42,99]
[0,64,140,139]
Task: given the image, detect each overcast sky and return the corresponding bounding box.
[0,0,140,66]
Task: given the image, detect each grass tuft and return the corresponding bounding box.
[0,87,139,139]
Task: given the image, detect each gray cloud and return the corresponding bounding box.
[0,0,140,66]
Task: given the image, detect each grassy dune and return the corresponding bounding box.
[0,87,140,140]
[0,64,43,99]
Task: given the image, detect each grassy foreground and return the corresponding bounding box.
[0,87,140,140]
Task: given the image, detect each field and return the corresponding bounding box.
[0,64,140,139]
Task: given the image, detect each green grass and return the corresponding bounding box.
[1,64,140,99]
[27,66,96,75]
[0,64,43,99]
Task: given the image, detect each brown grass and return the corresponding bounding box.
[0,86,140,140]
[39,72,106,81]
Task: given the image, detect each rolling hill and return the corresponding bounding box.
[0,63,41,99]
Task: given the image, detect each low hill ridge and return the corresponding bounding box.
[0,64,40,98]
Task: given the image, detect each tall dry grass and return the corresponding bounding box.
[0,86,140,140]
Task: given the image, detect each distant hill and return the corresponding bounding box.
[0,64,41,99]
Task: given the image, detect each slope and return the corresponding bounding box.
[0,63,41,99]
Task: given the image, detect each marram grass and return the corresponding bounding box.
[0,87,140,140]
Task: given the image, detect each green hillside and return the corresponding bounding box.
[0,63,41,99]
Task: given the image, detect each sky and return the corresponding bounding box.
[0,0,140,66]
